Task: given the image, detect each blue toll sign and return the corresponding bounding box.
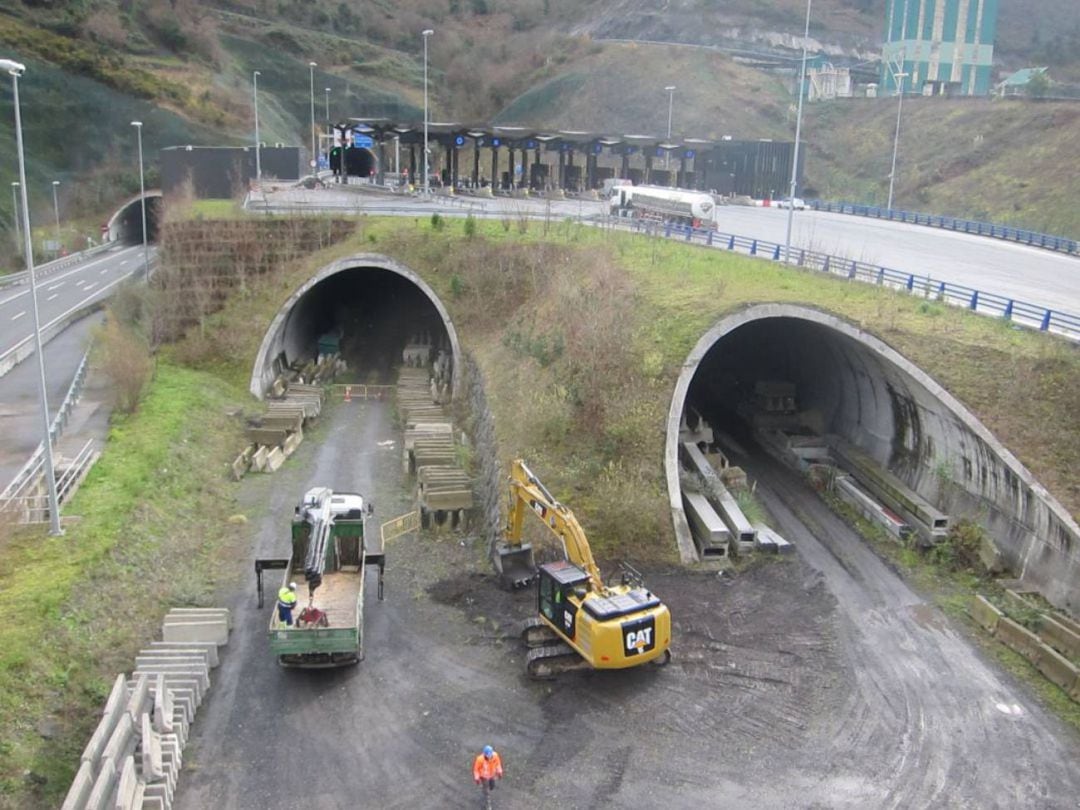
[353,134,374,148]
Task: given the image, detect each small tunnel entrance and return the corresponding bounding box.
[344,147,376,178]
[251,254,462,401]
[109,193,163,244]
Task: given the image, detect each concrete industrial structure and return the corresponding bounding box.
[882,0,999,96]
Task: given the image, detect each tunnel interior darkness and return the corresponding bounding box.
[344,147,376,178]
[683,316,926,483]
[283,267,450,381]
[114,196,163,244]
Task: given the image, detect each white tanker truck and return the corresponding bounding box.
[610,184,717,228]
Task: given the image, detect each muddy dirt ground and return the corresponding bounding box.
[173,396,1080,810]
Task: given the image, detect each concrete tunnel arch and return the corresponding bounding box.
[666,303,1080,611]
[250,253,462,402]
[106,190,163,244]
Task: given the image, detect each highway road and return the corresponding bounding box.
[0,244,147,364]
[256,187,1080,316]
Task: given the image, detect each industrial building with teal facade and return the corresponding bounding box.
[882,0,999,96]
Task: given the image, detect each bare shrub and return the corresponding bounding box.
[94,314,154,414]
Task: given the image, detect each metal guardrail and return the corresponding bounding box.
[0,349,94,519]
[0,439,97,524]
[0,242,115,289]
[629,219,1080,342]
[806,200,1080,257]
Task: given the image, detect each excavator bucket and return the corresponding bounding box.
[495,542,536,590]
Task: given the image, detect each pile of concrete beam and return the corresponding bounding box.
[61,608,231,810]
[679,441,757,555]
[268,355,344,398]
[396,367,473,531]
[233,383,325,479]
[971,591,1080,704]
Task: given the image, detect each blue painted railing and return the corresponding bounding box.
[805,200,1079,257]
[631,219,1080,342]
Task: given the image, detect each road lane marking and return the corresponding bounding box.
[11,310,26,321]
[84,283,97,291]
[47,293,58,301]
[100,268,109,275]
[47,282,65,292]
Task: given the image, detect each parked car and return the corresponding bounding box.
[775,197,807,210]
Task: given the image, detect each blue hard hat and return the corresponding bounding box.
[483,745,494,758]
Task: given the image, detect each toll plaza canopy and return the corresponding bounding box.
[332,119,799,199]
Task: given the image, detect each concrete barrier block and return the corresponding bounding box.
[162,619,229,646]
[995,617,1044,664]
[81,686,127,770]
[231,452,250,481]
[1003,588,1036,617]
[1050,611,1080,638]
[1035,644,1080,694]
[264,446,285,472]
[85,756,117,810]
[1039,616,1080,660]
[147,641,219,667]
[969,595,1003,633]
[134,662,209,692]
[166,607,231,628]
[251,445,268,472]
[60,760,94,810]
[282,430,303,458]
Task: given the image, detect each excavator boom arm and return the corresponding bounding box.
[505,459,603,590]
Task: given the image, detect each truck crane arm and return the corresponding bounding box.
[505,459,604,593]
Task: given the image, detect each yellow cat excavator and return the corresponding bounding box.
[496,459,672,678]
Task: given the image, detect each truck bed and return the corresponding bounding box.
[271,569,361,630]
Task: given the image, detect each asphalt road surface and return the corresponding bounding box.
[257,187,1080,317]
[0,244,145,361]
[174,396,1080,810]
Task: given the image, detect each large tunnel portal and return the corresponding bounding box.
[251,254,461,403]
[668,305,1080,611]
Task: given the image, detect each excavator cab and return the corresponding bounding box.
[537,560,590,640]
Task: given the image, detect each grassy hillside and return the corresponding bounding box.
[805,97,1080,238]
[1,215,1078,805]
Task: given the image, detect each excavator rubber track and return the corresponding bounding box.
[525,642,590,679]
[521,617,560,648]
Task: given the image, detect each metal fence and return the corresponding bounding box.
[807,200,1079,257]
[630,219,1080,341]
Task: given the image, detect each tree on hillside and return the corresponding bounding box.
[1026,71,1051,98]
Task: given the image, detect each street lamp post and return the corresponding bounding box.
[664,85,676,176]
[422,29,434,197]
[253,70,262,184]
[783,0,812,264]
[131,122,150,277]
[11,181,20,252]
[308,62,317,172]
[887,65,908,211]
[325,87,331,122]
[3,59,61,535]
[51,180,60,252]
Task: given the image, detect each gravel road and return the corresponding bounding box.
[174,396,1080,809]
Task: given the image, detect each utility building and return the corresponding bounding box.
[881,0,999,96]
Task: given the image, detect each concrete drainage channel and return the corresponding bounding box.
[60,608,232,810]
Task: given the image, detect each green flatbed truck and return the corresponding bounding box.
[256,487,384,668]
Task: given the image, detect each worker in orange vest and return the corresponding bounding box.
[472,745,504,792]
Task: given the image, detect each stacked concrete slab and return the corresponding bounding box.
[234,382,325,479]
[61,608,231,809]
[396,367,473,530]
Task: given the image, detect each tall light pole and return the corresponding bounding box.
[50,180,60,251]
[3,59,61,535]
[308,61,317,172]
[887,63,908,211]
[253,70,262,184]
[664,85,676,175]
[131,121,150,277]
[783,0,812,264]
[422,29,434,196]
[325,87,331,122]
[11,181,20,253]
